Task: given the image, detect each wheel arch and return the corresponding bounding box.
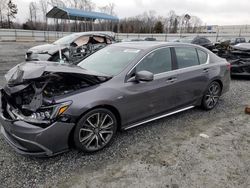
[210,78,223,91]
[68,104,122,147]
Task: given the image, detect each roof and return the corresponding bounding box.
[112,42,171,50]
[112,41,209,51]
[70,31,115,38]
[46,6,119,21]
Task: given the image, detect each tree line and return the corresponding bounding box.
[0,0,18,28]
[119,10,203,33]
[0,0,204,34]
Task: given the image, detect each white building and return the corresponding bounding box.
[201,25,250,34]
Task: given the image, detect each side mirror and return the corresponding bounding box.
[135,71,154,82]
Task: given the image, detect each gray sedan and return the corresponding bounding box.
[0,42,230,156]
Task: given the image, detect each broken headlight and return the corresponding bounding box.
[7,101,73,124]
[29,101,72,123]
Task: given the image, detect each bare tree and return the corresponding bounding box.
[118,11,203,34]
[68,0,95,10]
[165,10,177,33]
[7,0,17,28]
[189,16,202,33]
[29,1,39,28]
[50,0,66,7]
[39,0,49,30]
[0,0,8,28]
[39,0,48,22]
[98,3,116,31]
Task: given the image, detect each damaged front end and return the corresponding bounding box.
[216,43,250,76]
[229,58,250,76]
[0,61,110,156]
[1,61,110,126]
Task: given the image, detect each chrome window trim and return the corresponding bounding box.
[174,46,209,69]
[126,46,210,79]
[127,46,173,76]
[124,106,194,130]
[196,48,209,65]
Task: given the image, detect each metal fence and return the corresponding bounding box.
[0,29,70,42]
[1,29,250,43]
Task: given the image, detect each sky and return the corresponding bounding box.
[13,0,250,25]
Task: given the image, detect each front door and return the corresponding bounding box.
[121,47,179,125]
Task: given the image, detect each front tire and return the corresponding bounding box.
[73,108,117,153]
[201,81,222,110]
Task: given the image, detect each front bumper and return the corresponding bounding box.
[231,64,250,76]
[0,111,75,157]
[229,59,250,76]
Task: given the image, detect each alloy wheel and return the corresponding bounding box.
[78,111,115,152]
[204,82,221,109]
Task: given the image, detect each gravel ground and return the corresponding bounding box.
[0,42,250,188]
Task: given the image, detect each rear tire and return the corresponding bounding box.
[201,81,222,110]
[73,108,117,153]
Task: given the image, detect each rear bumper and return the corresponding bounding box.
[0,112,75,157]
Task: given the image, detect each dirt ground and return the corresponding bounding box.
[0,42,249,188]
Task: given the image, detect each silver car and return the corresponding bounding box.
[25,32,115,64]
[0,42,230,157]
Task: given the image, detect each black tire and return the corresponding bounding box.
[73,108,117,153]
[201,81,222,110]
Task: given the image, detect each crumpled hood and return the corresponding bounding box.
[28,43,67,54]
[5,61,110,85]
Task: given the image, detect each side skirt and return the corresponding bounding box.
[123,106,195,130]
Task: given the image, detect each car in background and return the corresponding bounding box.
[176,36,215,51]
[121,37,157,42]
[25,32,115,64]
[144,37,157,41]
[230,37,246,45]
[121,38,144,42]
[213,38,250,77]
[1,42,230,156]
[225,43,250,76]
[215,37,247,50]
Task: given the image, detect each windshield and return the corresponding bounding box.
[53,34,79,45]
[78,46,141,76]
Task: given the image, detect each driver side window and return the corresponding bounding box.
[136,48,172,74]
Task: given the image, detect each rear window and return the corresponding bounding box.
[197,49,208,64]
[175,47,199,69]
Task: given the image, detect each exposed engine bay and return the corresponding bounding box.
[1,61,110,125]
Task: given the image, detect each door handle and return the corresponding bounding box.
[202,68,210,73]
[166,77,177,83]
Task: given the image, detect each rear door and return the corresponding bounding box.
[122,47,178,124]
[172,47,210,107]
